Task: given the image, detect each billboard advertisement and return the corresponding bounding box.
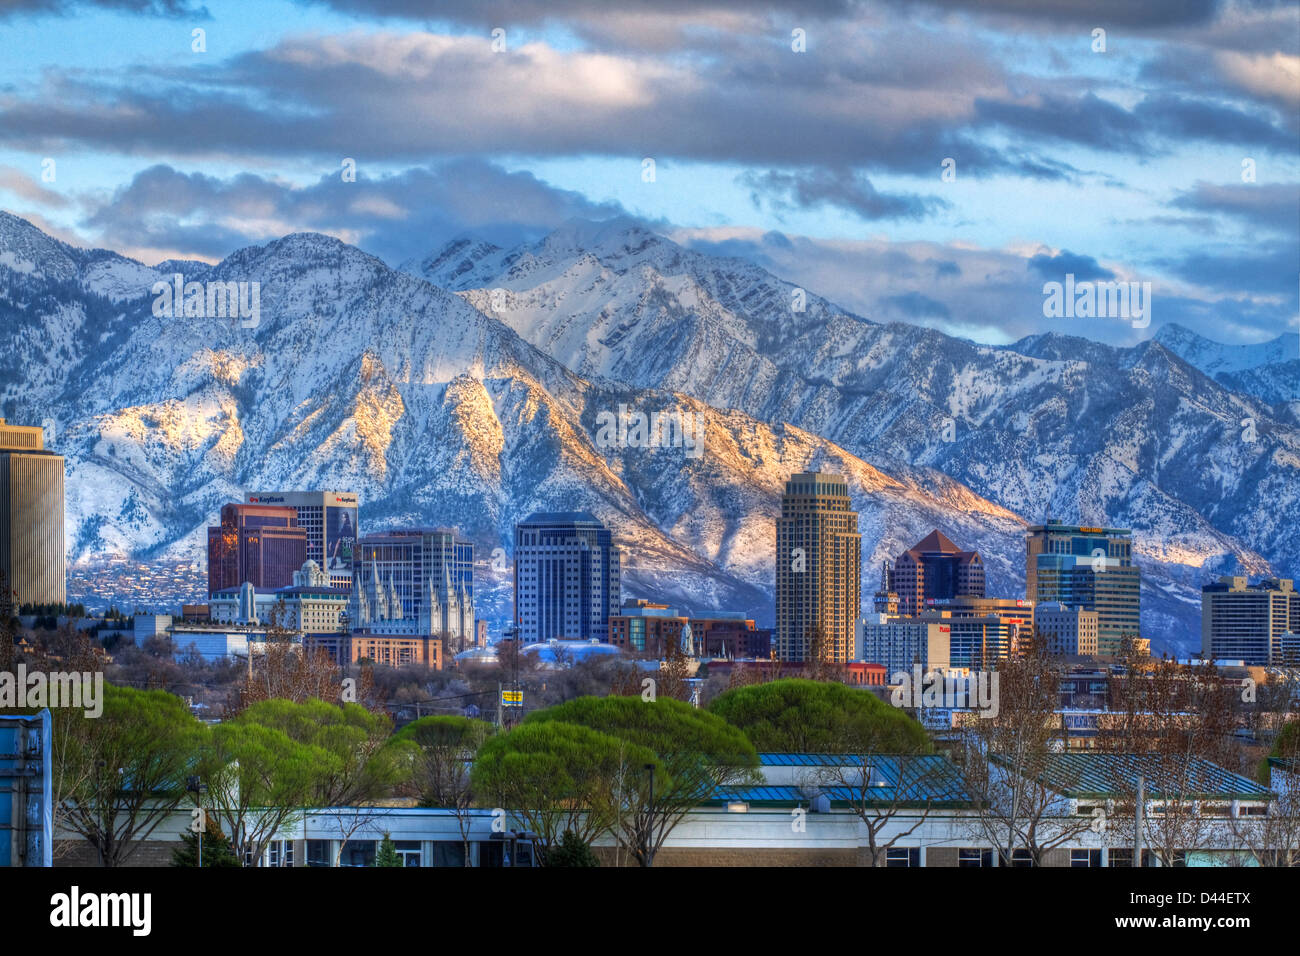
[325,503,358,574]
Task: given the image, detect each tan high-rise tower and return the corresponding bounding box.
[0,419,65,607]
[775,472,861,663]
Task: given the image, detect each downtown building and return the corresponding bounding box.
[1026,520,1140,657]
[349,528,475,653]
[513,512,621,644]
[607,601,773,659]
[1033,602,1100,656]
[207,502,307,596]
[0,419,65,607]
[885,529,985,616]
[1201,576,1300,665]
[775,472,861,664]
[859,596,1034,672]
[209,559,352,659]
[245,490,358,589]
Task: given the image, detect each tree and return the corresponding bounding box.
[956,641,1094,866]
[709,678,929,754]
[236,699,411,864]
[393,715,492,866]
[472,720,653,864]
[1100,655,1240,866]
[375,833,402,867]
[710,678,945,866]
[59,684,205,867]
[201,720,335,866]
[1231,721,1300,866]
[526,695,761,866]
[171,813,242,867]
[804,624,845,683]
[545,829,600,867]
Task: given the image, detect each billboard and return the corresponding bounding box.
[0,710,52,867]
[325,503,358,574]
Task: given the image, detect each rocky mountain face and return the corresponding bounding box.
[2,211,1294,655]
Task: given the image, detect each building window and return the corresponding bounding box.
[1010,848,1035,867]
[1108,849,1156,868]
[1071,849,1103,868]
[306,840,331,867]
[395,840,422,867]
[886,847,920,868]
[342,839,376,867]
[432,842,467,867]
[958,848,994,868]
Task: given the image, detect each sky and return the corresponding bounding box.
[0,0,1297,347]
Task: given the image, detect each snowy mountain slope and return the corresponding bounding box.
[407,221,1299,603]
[1152,322,1298,406]
[0,211,1191,643]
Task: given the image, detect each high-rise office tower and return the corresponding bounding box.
[887,529,985,616]
[0,419,65,607]
[1201,576,1300,665]
[207,503,307,596]
[246,490,358,589]
[513,512,621,644]
[350,528,474,645]
[1025,520,1140,657]
[775,472,861,663]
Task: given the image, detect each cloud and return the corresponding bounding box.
[0,164,70,207]
[0,0,204,16]
[0,28,1126,173]
[1028,250,1115,283]
[672,225,1295,347]
[75,159,631,264]
[1171,181,1300,236]
[742,167,949,220]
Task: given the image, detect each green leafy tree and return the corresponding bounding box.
[526,696,761,867]
[171,813,242,867]
[234,699,411,864]
[473,720,655,864]
[201,720,336,867]
[708,678,930,754]
[375,833,402,867]
[392,715,492,866]
[545,829,600,867]
[59,684,205,867]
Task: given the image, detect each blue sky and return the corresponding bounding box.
[0,0,1296,347]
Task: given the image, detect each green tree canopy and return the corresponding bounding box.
[708,679,931,754]
[473,719,654,861]
[201,718,337,864]
[236,698,409,806]
[60,684,206,867]
[375,833,402,867]
[392,715,493,808]
[524,695,761,866]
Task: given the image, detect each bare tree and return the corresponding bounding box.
[957,640,1094,865]
[816,753,956,866]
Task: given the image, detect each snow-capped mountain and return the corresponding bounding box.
[406,222,1297,606]
[1153,322,1298,407]
[2,212,1292,655]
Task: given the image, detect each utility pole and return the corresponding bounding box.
[1135,774,1145,867]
